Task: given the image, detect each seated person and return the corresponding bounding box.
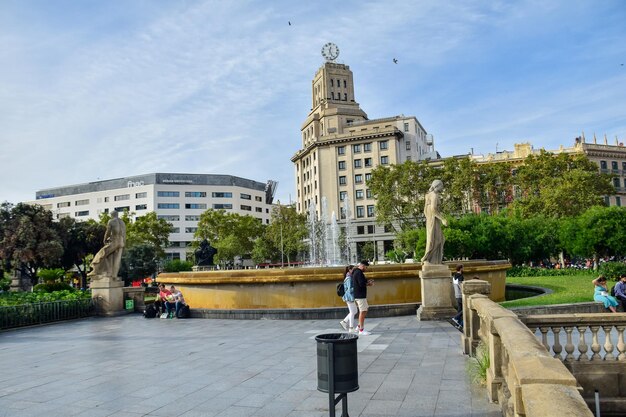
[166,285,186,318]
[593,276,618,313]
[155,283,172,316]
[614,274,626,312]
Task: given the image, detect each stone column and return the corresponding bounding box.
[416,263,457,320]
[90,275,126,316]
[10,270,32,292]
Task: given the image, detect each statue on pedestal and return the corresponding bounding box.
[195,239,217,266]
[421,179,447,265]
[89,211,126,279]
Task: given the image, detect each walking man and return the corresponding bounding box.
[451,264,464,329]
[352,260,374,335]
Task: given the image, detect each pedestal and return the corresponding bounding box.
[416,263,457,321]
[90,275,126,316]
[10,270,32,292]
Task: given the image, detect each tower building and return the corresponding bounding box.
[291,45,436,262]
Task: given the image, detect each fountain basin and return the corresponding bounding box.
[157,260,509,317]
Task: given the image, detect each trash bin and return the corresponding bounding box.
[316,333,359,394]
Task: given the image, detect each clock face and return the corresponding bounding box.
[321,42,339,61]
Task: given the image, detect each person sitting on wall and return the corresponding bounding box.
[613,274,626,312]
[593,276,618,313]
[166,285,186,318]
[154,283,171,316]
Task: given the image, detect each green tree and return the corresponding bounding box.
[0,203,64,285]
[55,217,105,288]
[512,151,613,218]
[195,209,264,266]
[368,160,438,231]
[119,243,158,285]
[559,206,626,263]
[125,212,172,257]
[265,205,308,264]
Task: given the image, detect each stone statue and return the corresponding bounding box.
[421,179,447,265]
[89,211,126,279]
[195,239,217,266]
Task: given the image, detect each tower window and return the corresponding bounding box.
[344,80,347,88]
[344,93,347,101]
[331,79,334,87]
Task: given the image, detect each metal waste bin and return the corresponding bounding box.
[316,333,359,417]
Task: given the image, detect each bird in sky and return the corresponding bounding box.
[288,21,291,26]
[393,58,398,64]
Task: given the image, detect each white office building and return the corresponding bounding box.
[31,173,277,260]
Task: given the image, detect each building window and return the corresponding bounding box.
[353,144,361,153]
[114,206,130,212]
[170,228,180,233]
[331,79,334,87]
[612,161,619,171]
[213,204,233,209]
[600,161,607,170]
[136,192,147,198]
[340,191,347,201]
[255,207,262,212]
[185,203,207,209]
[75,210,89,217]
[339,176,347,185]
[338,161,346,170]
[241,205,252,211]
[58,213,70,219]
[158,215,180,221]
[75,199,89,206]
[365,173,372,182]
[255,196,262,202]
[354,159,362,168]
[104,197,109,202]
[343,80,347,88]
[157,203,179,209]
[355,190,364,199]
[357,226,365,235]
[185,215,201,221]
[364,143,372,152]
[212,192,232,198]
[364,158,372,167]
[157,191,179,198]
[380,156,389,165]
[605,196,611,205]
[614,178,620,188]
[240,193,251,200]
[379,140,388,150]
[622,162,626,171]
[404,123,409,132]
[135,204,147,210]
[406,156,412,161]
[617,197,622,207]
[366,189,372,198]
[340,207,346,219]
[367,205,375,217]
[185,227,198,233]
[406,141,411,150]
[356,206,365,218]
[337,146,346,155]
[355,174,363,184]
[367,225,374,234]
[114,194,130,201]
[344,93,347,101]
[185,192,206,198]
[384,224,393,233]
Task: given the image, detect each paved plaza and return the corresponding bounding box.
[0,315,500,417]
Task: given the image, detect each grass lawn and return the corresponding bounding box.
[501,274,600,308]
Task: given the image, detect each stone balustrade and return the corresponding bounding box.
[461,280,593,417]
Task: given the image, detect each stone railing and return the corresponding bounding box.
[461,280,593,417]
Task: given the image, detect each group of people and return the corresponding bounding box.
[339,260,374,335]
[593,274,626,313]
[155,283,187,318]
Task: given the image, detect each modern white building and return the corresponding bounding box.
[31,173,277,260]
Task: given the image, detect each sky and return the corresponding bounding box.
[1,0,625,205]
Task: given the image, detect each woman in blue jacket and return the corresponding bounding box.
[339,265,357,332]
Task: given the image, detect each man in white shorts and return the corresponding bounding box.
[351,260,374,335]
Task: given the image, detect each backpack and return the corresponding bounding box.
[143,303,157,319]
[336,282,346,297]
[176,304,191,319]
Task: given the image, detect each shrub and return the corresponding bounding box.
[385,250,407,263]
[163,259,194,273]
[38,268,66,282]
[598,262,626,281]
[0,290,91,306]
[507,266,594,277]
[34,282,74,293]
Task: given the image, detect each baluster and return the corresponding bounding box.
[603,325,615,360]
[590,326,602,361]
[616,326,626,361]
[552,326,563,359]
[577,325,589,361]
[564,326,575,361]
[539,327,550,352]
